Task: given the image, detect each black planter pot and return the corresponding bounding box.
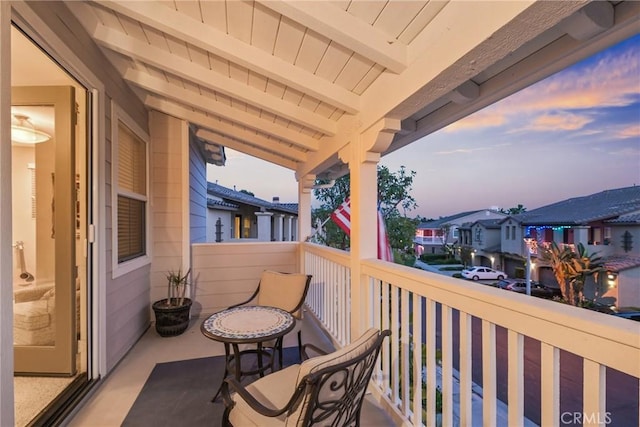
[152,298,192,337]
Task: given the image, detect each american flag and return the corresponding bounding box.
[330,197,351,235]
[330,197,393,262]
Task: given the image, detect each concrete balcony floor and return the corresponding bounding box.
[68,309,396,426]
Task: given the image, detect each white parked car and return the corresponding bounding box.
[461,266,507,281]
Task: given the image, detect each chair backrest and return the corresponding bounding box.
[286,328,391,426]
[257,270,311,319]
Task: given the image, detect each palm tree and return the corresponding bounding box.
[543,242,574,303]
[542,242,605,306]
[565,243,605,305]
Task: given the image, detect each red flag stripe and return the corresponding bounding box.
[329,197,393,262]
[377,210,393,262]
[330,197,351,235]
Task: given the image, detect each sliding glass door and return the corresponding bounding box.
[12,85,77,375]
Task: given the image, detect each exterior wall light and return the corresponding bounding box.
[606,272,617,289]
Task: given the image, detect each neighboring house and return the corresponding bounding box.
[414,210,507,255]
[498,186,640,307]
[458,219,505,269]
[207,183,298,242]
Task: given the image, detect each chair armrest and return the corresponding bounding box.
[227,287,260,309]
[222,377,293,418]
[301,343,329,360]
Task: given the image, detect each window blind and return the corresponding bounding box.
[117,122,146,263]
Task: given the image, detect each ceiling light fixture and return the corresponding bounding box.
[11,114,51,144]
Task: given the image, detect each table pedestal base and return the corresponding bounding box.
[211,337,284,402]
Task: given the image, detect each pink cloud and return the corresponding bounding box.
[509,49,639,112]
[443,110,505,132]
[527,112,593,131]
[616,123,640,139]
[445,43,639,133]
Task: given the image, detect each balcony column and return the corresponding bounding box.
[255,212,273,242]
[273,214,284,241]
[341,118,401,340]
[0,3,14,424]
[283,215,293,241]
[297,175,314,243]
[298,175,314,271]
[291,217,298,241]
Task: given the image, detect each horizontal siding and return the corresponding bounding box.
[105,265,150,371]
[102,98,151,371]
[191,242,299,317]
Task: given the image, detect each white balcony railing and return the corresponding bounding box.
[414,236,445,245]
[303,243,352,347]
[302,242,640,427]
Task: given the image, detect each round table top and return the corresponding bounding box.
[201,305,294,342]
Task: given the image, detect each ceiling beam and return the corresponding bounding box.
[124,69,319,152]
[145,96,307,164]
[196,129,298,170]
[95,0,360,114]
[260,0,407,73]
[93,24,337,136]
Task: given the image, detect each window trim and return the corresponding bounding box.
[111,102,151,278]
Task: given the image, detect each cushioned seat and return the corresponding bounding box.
[222,328,391,427]
[13,284,56,346]
[13,281,80,346]
[14,299,50,331]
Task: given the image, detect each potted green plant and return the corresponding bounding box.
[152,268,192,337]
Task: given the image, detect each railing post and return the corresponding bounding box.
[297,175,313,271]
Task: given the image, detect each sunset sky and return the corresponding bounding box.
[208,33,640,219]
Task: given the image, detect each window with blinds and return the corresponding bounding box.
[117,122,147,263]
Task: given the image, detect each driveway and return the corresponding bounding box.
[414,260,464,277]
[414,260,497,285]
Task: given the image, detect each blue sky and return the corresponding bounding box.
[208,34,640,219]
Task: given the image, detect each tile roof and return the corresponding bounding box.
[513,186,640,225]
[207,182,272,208]
[206,199,238,210]
[605,213,640,224]
[207,182,298,214]
[602,254,640,272]
[272,203,299,215]
[418,210,484,228]
[473,219,503,229]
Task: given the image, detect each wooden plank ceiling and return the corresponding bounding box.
[68,1,638,179]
